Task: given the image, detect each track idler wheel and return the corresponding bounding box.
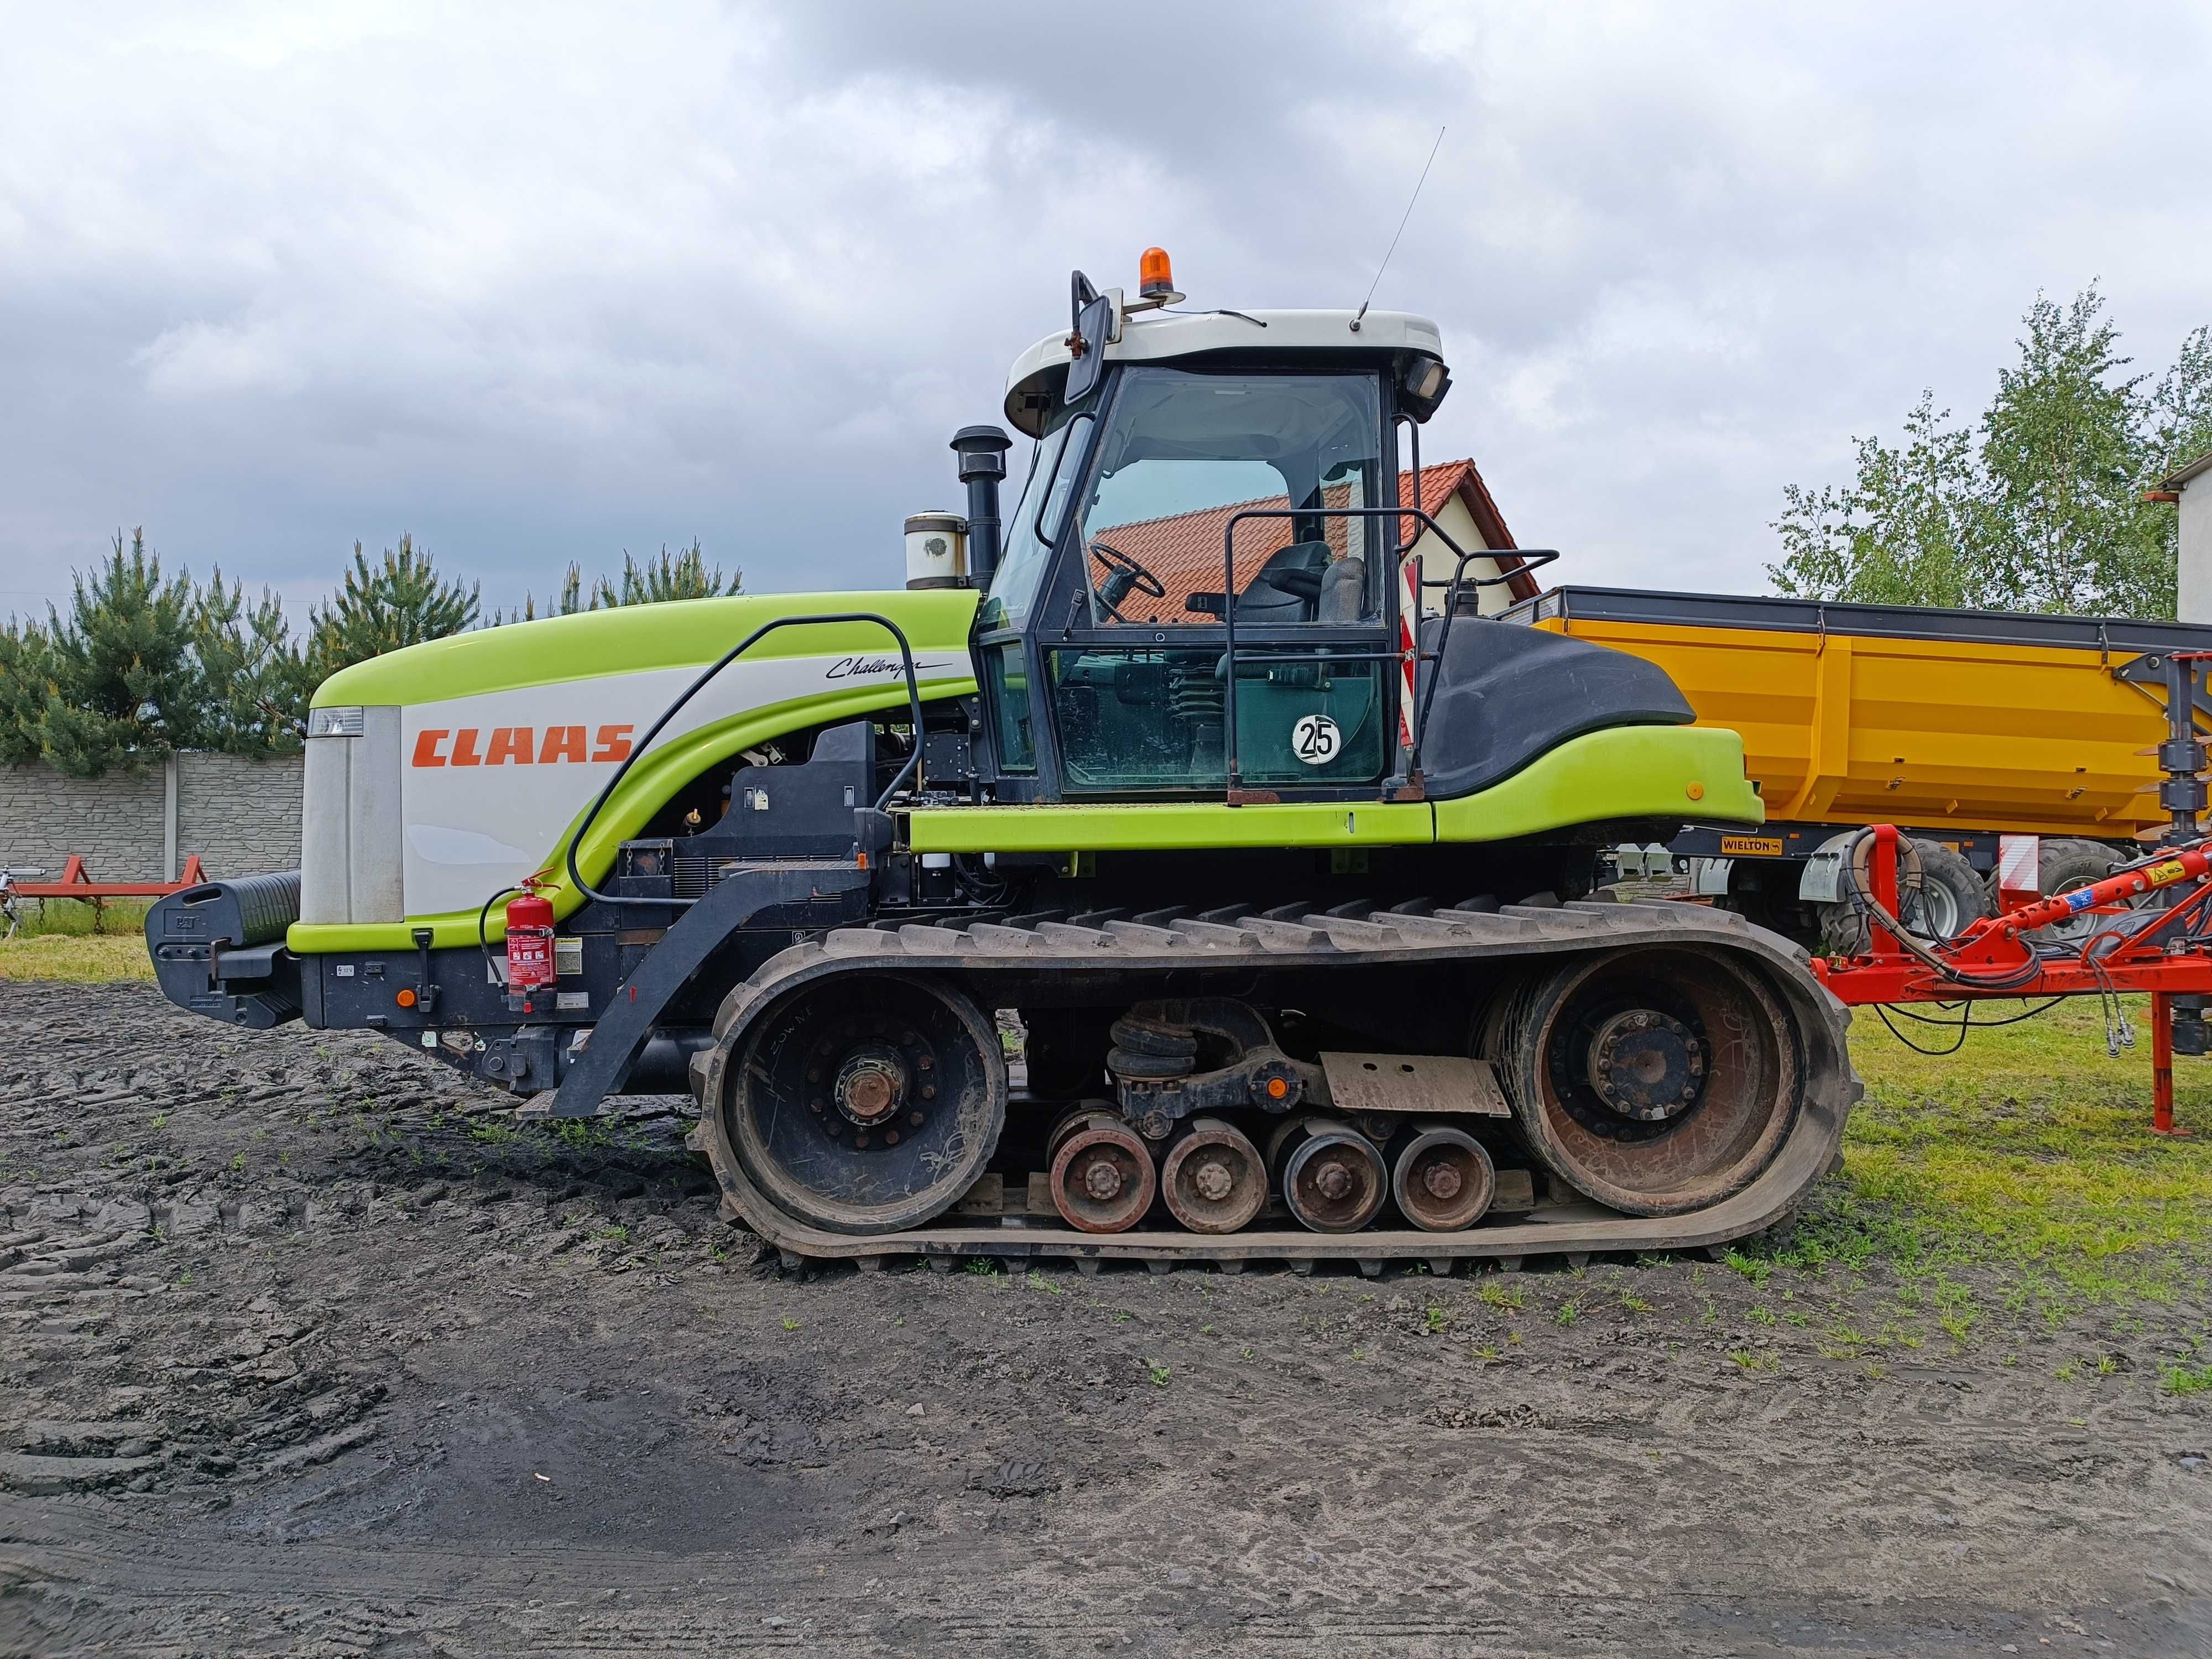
[1046,1108,1156,1233]
[716,973,1005,1235]
[1271,1115,1387,1233]
[1159,1117,1265,1234]
[1486,945,1802,1218]
[1388,1124,1496,1232]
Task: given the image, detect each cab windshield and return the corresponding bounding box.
[1073,368,1386,627]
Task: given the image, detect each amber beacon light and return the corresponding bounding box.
[1134,247,1184,308]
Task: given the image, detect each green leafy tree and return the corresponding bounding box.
[1771,286,2209,619]
[34,530,207,776]
[303,534,478,687]
[1976,286,2164,615]
[1771,393,1982,608]
[2148,326,2212,473]
[194,572,307,753]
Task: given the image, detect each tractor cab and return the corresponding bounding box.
[961,256,1462,805]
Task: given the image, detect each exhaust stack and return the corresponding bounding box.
[951,425,1011,591]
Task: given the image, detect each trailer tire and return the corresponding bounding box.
[2028,838,2129,945]
[1817,836,1991,956]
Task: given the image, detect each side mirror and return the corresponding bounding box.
[1065,293,1114,404]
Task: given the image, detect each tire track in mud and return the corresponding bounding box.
[4,981,2212,1657]
[0,983,719,1515]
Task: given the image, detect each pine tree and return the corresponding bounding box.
[0,618,51,768]
[194,571,307,753]
[302,535,479,687]
[492,540,738,624]
[592,539,742,607]
[34,530,207,777]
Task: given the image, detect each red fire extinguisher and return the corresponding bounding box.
[504,880,557,994]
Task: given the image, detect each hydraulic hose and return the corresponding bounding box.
[1836,827,2043,991]
[1840,827,2212,993]
[561,613,927,911]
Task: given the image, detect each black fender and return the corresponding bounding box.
[541,860,872,1117]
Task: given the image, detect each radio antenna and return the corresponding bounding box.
[1351,125,1446,333]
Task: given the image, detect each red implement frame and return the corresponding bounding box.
[9,854,211,933]
[1812,833,2210,1136]
[11,853,209,901]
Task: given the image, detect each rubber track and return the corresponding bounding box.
[686,898,1861,1268]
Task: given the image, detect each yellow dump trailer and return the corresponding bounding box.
[1499,587,2212,948]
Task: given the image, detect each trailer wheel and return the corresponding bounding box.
[1817,837,1991,954]
[2028,838,2129,945]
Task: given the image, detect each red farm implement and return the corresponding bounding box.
[1,854,209,937]
[1813,650,2212,1136]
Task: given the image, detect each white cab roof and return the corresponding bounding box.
[1004,307,1444,435]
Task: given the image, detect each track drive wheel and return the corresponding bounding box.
[707,973,1005,1235]
[1486,946,1802,1218]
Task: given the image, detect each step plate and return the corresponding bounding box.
[1320,1051,1509,1117]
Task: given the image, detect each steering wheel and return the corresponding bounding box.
[1088,539,1167,622]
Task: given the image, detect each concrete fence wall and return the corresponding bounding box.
[0,751,304,882]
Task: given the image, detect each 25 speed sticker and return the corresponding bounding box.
[1291,713,1341,765]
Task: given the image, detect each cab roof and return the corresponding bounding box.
[1003,307,1444,437]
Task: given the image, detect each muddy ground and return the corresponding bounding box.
[2,982,2209,1658]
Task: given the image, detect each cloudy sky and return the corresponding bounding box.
[3,2,2208,629]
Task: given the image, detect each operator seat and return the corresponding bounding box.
[1234,540,1331,623]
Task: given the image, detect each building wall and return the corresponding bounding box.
[0,761,167,881]
[176,751,305,877]
[0,751,304,882]
[1409,494,1512,615]
[2179,479,2212,625]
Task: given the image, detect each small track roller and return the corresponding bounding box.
[1159,1117,1265,1233]
[1276,1117,1387,1233]
[1046,1107,1156,1233]
[1388,1124,1496,1232]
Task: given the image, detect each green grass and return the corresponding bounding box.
[6,895,153,936]
[1757,997,2212,1305]
[0,928,155,981]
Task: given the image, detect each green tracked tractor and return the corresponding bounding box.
[148,255,1855,1270]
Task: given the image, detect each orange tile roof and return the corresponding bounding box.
[1082,458,1532,620]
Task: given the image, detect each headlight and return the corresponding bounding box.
[307,706,366,738]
